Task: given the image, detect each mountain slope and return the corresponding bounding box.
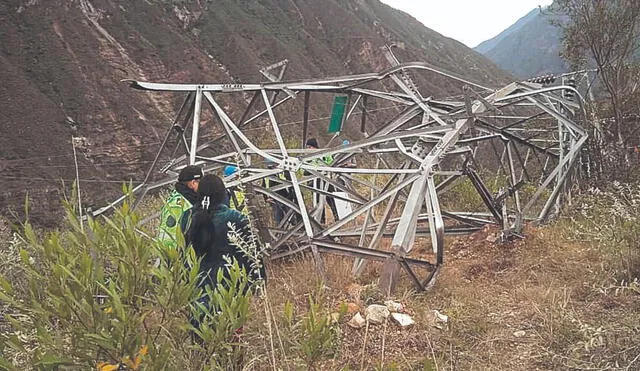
[474,8,539,53]
[0,0,511,224]
[474,7,567,78]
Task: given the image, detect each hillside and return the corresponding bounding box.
[1,177,638,369]
[474,7,567,79]
[0,0,511,225]
[474,7,539,54]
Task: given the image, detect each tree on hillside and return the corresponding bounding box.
[552,0,640,175]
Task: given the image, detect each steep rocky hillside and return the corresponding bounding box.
[0,0,510,225]
[475,7,540,55]
[474,7,567,78]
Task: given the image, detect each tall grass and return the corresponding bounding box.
[1,181,638,369]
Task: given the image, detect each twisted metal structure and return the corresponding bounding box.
[95,59,590,293]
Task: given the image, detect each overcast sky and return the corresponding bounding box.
[380,0,554,48]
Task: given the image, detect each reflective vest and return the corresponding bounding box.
[264,172,287,188]
[229,188,249,216]
[158,190,193,249]
[264,172,292,194]
[310,154,334,167]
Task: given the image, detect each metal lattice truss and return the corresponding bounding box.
[96,60,589,293]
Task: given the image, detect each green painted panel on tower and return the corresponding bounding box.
[328,95,348,133]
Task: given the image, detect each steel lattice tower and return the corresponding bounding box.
[95,59,591,294]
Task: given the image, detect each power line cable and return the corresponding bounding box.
[0,175,138,184]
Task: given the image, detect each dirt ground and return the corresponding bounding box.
[240,222,640,370]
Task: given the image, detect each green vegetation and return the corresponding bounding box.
[554,0,640,180]
[0,192,258,370]
[558,181,640,282]
[0,182,638,369]
[298,295,341,369]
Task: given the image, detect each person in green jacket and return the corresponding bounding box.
[305,138,338,223]
[223,165,249,216]
[157,165,203,250]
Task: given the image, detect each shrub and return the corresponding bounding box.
[298,294,340,369]
[0,192,259,370]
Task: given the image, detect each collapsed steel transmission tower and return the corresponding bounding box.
[94,59,590,294]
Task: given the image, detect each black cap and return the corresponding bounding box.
[178,165,203,182]
[306,137,319,148]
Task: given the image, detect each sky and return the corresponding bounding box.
[380,0,554,48]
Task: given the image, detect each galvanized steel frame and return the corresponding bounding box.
[97,62,590,293]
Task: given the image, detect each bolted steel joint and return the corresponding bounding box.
[282,156,301,171]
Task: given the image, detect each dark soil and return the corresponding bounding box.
[0,0,511,226]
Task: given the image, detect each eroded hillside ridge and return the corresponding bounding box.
[0,0,510,225]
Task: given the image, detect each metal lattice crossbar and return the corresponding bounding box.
[95,60,591,294]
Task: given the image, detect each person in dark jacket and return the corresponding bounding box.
[180,174,265,342]
[262,160,296,224]
[181,174,264,289]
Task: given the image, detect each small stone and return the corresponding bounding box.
[365,304,390,324]
[513,330,526,338]
[384,300,404,313]
[347,312,366,328]
[391,312,415,328]
[432,310,448,323]
[430,310,449,329]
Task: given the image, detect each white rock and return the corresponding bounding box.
[384,300,404,313]
[431,310,449,329]
[391,312,415,328]
[347,312,366,328]
[365,304,390,324]
[432,310,448,323]
[513,330,526,338]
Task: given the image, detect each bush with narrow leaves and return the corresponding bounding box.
[0,190,260,370]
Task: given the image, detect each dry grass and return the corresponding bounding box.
[2,189,638,370]
[234,219,640,370]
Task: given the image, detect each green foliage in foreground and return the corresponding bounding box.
[0,194,255,370]
[272,289,342,370]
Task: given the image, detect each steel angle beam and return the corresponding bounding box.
[102,63,592,294]
[310,239,436,269]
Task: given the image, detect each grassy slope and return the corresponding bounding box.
[1,186,638,370]
[236,193,640,369]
